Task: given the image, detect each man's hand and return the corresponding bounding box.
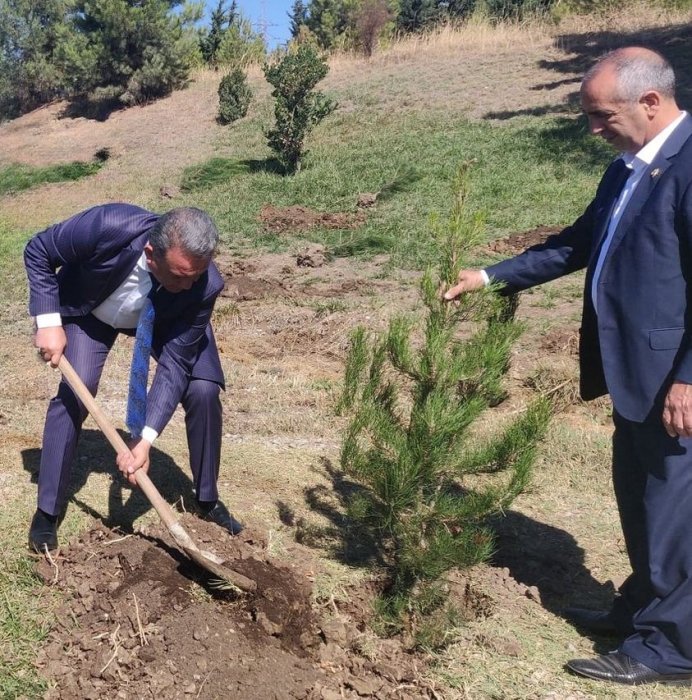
[443,269,486,301]
[34,326,67,367]
[116,438,152,486]
[663,380,692,438]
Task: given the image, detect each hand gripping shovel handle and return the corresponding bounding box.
[56,356,257,593]
[57,355,177,528]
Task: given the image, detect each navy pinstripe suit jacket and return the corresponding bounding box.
[24,203,225,433]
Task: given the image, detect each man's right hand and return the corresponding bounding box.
[34,326,67,367]
[443,269,486,301]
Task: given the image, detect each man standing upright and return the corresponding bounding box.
[445,47,692,685]
[25,204,243,553]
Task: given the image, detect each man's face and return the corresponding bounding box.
[581,67,650,154]
[145,244,209,293]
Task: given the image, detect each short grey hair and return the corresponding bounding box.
[584,47,676,103]
[149,207,219,260]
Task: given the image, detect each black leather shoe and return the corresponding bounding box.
[562,607,619,634]
[198,500,244,536]
[567,651,692,686]
[28,508,58,553]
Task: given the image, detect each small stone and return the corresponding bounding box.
[320,618,349,646]
[347,675,383,696]
[193,627,209,641]
[256,611,282,636]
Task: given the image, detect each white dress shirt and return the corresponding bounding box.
[91,252,153,329]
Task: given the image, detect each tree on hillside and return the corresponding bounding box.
[263,43,336,173]
[217,66,252,123]
[60,0,202,109]
[482,0,554,20]
[396,0,438,32]
[354,0,391,57]
[216,10,265,67]
[288,0,309,38]
[305,0,357,49]
[200,0,237,67]
[0,0,73,119]
[443,0,477,20]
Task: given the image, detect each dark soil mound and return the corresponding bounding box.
[34,516,431,699]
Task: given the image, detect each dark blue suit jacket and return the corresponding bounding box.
[486,115,692,422]
[24,203,225,433]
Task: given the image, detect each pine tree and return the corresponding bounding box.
[217,66,252,124]
[61,0,201,108]
[216,11,265,67]
[288,0,308,38]
[304,0,356,49]
[200,0,235,67]
[396,0,438,32]
[444,0,477,21]
[338,165,552,642]
[0,0,73,118]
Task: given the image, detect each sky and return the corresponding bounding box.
[204,0,294,50]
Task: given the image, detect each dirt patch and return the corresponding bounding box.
[487,225,562,256]
[259,205,366,234]
[34,518,434,699]
[540,327,579,356]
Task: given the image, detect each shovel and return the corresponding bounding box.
[57,356,256,593]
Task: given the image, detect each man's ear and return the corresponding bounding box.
[143,242,155,265]
[640,90,661,116]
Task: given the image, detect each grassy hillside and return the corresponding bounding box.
[1,5,691,698]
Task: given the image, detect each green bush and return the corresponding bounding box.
[217,17,266,67]
[217,67,252,124]
[263,44,336,174]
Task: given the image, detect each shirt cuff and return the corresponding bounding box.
[141,426,159,444]
[480,270,490,286]
[35,313,63,328]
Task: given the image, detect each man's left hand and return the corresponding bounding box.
[116,438,152,486]
[663,381,692,438]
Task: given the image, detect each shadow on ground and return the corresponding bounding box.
[490,509,621,651]
[297,457,618,644]
[21,428,196,529]
[483,21,692,121]
[287,457,384,567]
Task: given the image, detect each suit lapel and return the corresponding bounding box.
[599,115,692,261]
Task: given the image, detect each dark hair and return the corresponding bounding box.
[148,207,219,259]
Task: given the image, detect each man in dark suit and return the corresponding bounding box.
[445,47,692,685]
[25,204,243,553]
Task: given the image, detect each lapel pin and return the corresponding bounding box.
[650,168,662,179]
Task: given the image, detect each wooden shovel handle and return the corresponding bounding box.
[57,355,179,531]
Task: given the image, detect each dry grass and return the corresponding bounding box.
[554,1,692,35]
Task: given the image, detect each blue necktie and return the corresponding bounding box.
[126,287,155,437]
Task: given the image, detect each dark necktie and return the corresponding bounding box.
[126,286,155,437]
[589,158,633,313]
[600,158,632,233]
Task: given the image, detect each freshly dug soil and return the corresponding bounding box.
[34,516,432,699]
